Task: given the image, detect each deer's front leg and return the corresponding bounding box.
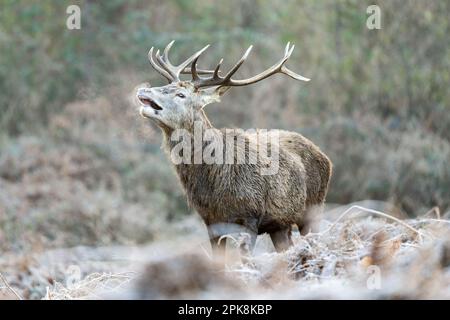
[269,227,293,252]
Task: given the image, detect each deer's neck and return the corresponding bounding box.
[160,110,223,197]
[161,109,213,148]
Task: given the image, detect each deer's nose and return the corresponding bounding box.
[137,87,152,96]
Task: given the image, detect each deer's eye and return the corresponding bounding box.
[176,93,186,99]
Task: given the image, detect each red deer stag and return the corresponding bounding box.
[136,41,332,260]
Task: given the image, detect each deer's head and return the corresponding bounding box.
[137,41,310,131]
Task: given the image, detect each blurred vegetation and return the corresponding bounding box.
[0,0,449,251]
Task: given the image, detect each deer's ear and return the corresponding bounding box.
[214,86,230,96]
[197,86,229,108]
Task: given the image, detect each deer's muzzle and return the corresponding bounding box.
[137,89,163,110]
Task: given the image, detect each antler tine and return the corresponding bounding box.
[285,42,295,60]
[221,46,253,81]
[183,44,216,78]
[280,66,310,81]
[176,44,210,79]
[284,42,291,55]
[181,68,215,75]
[156,49,177,79]
[191,56,200,81]
[191,53,220,81]
[148,47,173,83]
[163,40,175,65]
[213,58,224,79]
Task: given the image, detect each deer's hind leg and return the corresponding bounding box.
[238,231,257,265]
[232,217,259,265]
[297,204,324,235]
[269,227,293,252]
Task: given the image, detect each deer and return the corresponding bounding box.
[136,41,332,261]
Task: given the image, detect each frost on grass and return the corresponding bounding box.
[43,272,134,300]
[39,204,450,300]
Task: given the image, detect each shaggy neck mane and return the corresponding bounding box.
[161,109,219,164]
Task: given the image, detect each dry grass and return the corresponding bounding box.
[35,204,450,300]
[43,272,134,300]
[0,272,23,300]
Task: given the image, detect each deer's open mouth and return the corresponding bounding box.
[138,96,163,110]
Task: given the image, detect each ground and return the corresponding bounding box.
[1,203,449,299]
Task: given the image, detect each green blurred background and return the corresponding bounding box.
[0,0,449,253]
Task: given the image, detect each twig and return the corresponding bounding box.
[200,243,212,260]
[218,234,238,246]
[424,206,441,219]
[320,205,426,241]
[411,218,450,225]
[0,272,23,300]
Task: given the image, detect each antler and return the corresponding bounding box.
[191,42,310,88]
[148,40,214,83]
[148,41,310,86]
